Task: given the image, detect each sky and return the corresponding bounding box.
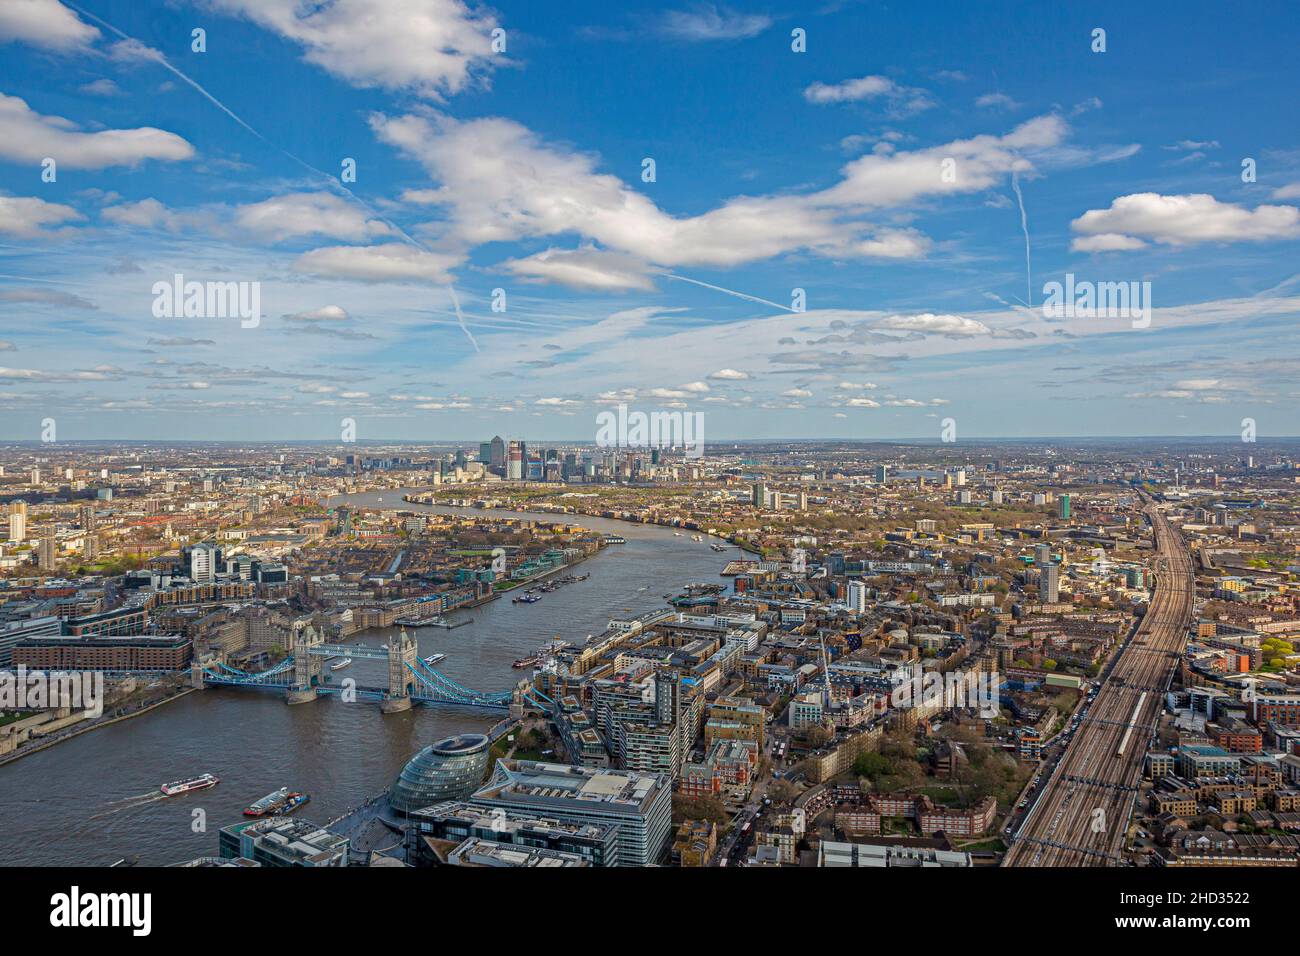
[0,0,1298,443]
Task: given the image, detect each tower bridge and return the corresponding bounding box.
[192,627,547,714]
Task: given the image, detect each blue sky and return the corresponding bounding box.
[1,0,1298,442]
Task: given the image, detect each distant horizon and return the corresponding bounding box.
[0,434,1296,448]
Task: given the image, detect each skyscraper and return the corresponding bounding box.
[38,534,56,570]
[1040,563,1060,603]
[190,542,220,583]
[1058,495,1071,520]
[8,501,27,543]
[751,482,766,508]
[489,435,506,475]
[847,580,868,613]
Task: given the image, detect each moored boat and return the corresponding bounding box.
[272,792,310,816]
[243,787,291,817]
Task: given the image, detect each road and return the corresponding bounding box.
[1003,499,1195,867]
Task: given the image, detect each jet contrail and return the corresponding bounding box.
[446,286,479,352]
[660,273,796,312]
[1010,169,1032,307]
[65,2,479,351]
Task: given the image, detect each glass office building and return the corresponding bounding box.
[388,733,492,814]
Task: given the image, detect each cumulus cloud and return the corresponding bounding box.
[502,245,657,291]
[292,243,461,283]
[234,192,393,243]
[1071,193,1300,248]
[709,368,749,380]
[1071,232,1148,253]
[0,0,98,51]
[0,92,194,169]
[874,313,991,336]
[803,74,934,115]
[804,75,896,103]
[205,0,499,100]
[0,194,82,237]
[101,198,175,229]
[373,111,1070,275]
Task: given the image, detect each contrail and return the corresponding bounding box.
[1010,169,1032,307]
[65,2,479,350]
[660,273,796,313]
[446,285,479,351]
[67,3,272,150]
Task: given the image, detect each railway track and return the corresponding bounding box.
[1003,500,1195,867]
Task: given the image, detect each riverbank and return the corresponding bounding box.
[0,686,197,768]
[398,488,764,558]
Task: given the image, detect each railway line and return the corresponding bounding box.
[1003,499,1196,867]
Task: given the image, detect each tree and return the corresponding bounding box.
[672,794,728,826]
[853,751,893,782]
[767,779,799,805]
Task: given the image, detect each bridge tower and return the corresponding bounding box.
[380,628,419,714]
[191,654,218,689]
[286,624,324,705]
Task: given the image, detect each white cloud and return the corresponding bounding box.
[848,228,932,258]
[374,112,1070,274]
[0,0,97,52]
[206,0,499,99]
[102,198,173,229]
[975,92,1019,110]
[1271,183,1300,201]
[0,194,82,237]
[804,75,897,104]
[709,368,749,380]
[875,313,990,336]
[292,243,461,283]
[819,114,1065,209]
[803,75,934,115]
[0,92,194,169]
[79,78,121,97]
[284,306,350,322]
[1070,232,1148,252]
[234,192,393,243]
[502,245,656,291]
[1072,192,1300,247]
[659,6,770,41]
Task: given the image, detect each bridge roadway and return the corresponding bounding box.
[1003,500,1195,867]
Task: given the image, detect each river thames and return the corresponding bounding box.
[0,490,731,866]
